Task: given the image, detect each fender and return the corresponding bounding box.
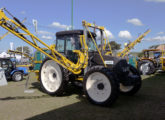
[16,67,28,75]
[10,70,19,75]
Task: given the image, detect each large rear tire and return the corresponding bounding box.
[39,58,67,96]
[138,60,156,75]
[120,65,142,95]
[83,66,119,106]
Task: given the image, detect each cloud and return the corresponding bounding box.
[118,30,132,39]
[157,32,165,35]
[38,30,54,35]
[96,28,114,40]
[127,18,143,26]
[50,22,71,30]
[41,35,53,40]
[145,0,165,2]
[145,36,165,42]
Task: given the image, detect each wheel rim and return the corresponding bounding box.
[15,74,22,81]
[86,72,111,102]
[120,84,134,92]
[140,63,149,74]
[41,60,62,93]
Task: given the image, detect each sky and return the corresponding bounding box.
[0,0,165,52]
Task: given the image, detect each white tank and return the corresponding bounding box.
[0,67,7,86]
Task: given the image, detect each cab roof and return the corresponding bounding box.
[56,29,96,37]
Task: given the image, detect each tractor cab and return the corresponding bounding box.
[143,49,162,66]
[143,49,161,59]
[56,30,96,63]
[0,58,14,75]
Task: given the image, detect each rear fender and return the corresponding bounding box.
[10,70,18,75]
[10,70,23,75]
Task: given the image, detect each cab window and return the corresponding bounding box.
[56,39,65,52]
[1,60,12,70]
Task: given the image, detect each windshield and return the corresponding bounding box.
[56,35,81,53]
[56,34,97,52]
[66,36,80,50]
[154,52,161,58]
[88,38,97,51]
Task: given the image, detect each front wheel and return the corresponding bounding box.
[138,60,156,75]
[83,66,119,106]
[12,72,23,82]
[39,58,67,96]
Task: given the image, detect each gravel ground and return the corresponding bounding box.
[0,72,165,120]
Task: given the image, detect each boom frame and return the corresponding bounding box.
[0,8,88,74]
[117,29,151,58]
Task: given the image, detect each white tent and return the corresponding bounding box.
[0,52,10,58]
[0,52,22,61]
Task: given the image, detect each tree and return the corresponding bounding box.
[149,45,159,49]
[137,51,144,57]
[16,46,31,55]
[106,41,121,51]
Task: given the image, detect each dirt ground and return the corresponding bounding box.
[0,72,165,120]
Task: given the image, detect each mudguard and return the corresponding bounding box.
[17,67,28,75]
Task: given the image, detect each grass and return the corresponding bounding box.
[0,72,165,120]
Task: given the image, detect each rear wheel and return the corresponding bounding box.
[120,65,142,95]
[39,58,67,96]
[83,66,119,106]
[138,60,156,75]
[12,72,23,82]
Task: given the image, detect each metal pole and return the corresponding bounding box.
[100,30,104,55]
[32,19,38,55]
[33,19,38,35]
[71,0,73,30]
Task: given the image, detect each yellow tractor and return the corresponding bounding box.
[138,49,165,75]
[0,8,142,106]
